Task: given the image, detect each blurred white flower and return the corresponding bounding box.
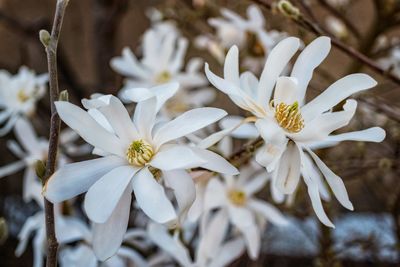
[378,46,400,78]
[0,118,68,206]
[111,22,208,103]
[0,66,48,136]
[205,36,386,227]
[15,207,90,267]
[201,167,288,259]
[325,16,348,40]
[44,88,238,260]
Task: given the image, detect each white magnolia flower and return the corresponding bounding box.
[15,208,89,267]
[204,36,386,227]
[0,118,67,205]
[44,90,238,260]
[111,22,208,102]
[0,66,48,136]
[201,167,288,259]
[147,219,246,267]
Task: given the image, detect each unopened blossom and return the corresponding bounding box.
[205,36,386,227]
[0,66,48,136]
[111,22,208,103]
[44,89,238,260]
[0,118,67,205]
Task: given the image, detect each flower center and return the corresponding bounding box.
[17,89,30,103]
[155,71,172,84]
[126,139,154,166]
[273,101,304,133]
[228,189,247,206]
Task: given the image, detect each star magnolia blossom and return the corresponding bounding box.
[0,66,48,136]
[44,88,238,260]
[201,167,288,259]
[204,36,386,227]
[111,22,208,102]
[0,118,67,205]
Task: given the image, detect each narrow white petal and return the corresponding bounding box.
[133,96,157,141]
[248,199,289,226]
[257,37,300,106]
[150,145,206,170]
[255,118,286,145]
[84,166,137,223]
[273,76,299,104]
[14,118,42,155]
[291,36,331,103]
[326,127,386,143]
[243,172,268,196]
[224,46,240,86]
[209,237,245,267]
[275,142,301,194]
[190,147,239,175]
[93,185,132,261]
[301,74,377,121]
[55,101,125,157]
[307,149,353,210]
[153,107,227,146]
[132,167,177,223]
[45,156,125,203]
[204,178,228,211]
[0,160,25,178]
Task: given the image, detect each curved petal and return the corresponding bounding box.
[14,118,42,155]
[291,36,331,103]
[0,160,25,179]
[273,76,299,104]
[243,172,269,196]
[55,101,125,157]
[133,96,157,141]
[153,107,227,146]
[132,167,177,224]
[326,127,386,143]
[204,178,228,211]
[209,237,245,267]
[189,147,239,175]
[247,199,289,226]
[257,37,300,106]
[150,145,206,171]
[44,156,126,203]
[255,118,286,145]
[84,165,137,223]
[92,185,132,261]
[275,142,301,194]
[301,74,377,121]
[224,46,240,86]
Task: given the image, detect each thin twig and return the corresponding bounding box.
[41,1,70,267]
[252,0,400,86]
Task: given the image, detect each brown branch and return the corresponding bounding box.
[252,0,400,86]
[41,1,70,267]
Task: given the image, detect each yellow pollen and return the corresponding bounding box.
[155,71,172,84]
[126,139,154,166]
[273,101,304,133]
[17,90,30,103]
[228,190,247,206]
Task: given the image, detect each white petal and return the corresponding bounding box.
[133,96,157,141]
[301,74,377,121]
[190,147,239,175]
[0,160,25,178]
[97,96,139,142]
[55,101,125,157]
[255,141,287,172]
[150,145,206,170]
[307,149,353,210]
[209,237,245,267]
[84,165,137,223]
[153,107,227,146]
[93,185,132,261]
[147,223,192,267]
[45,156,125,203]
[291,36,331,103]
[110,47,149,79]
[224,46,240,86]
[163,170,196,220]
[275,142,301,194]
[255,118,286,144]
[132,167,177,223]
[326,127,386,143]
[14,118,42,155]
[228,205,260,260]
[273,76,299,104]
[243,172,268,196]
[204,178,227,211]
[257,37,300,106]
[219,115,259,139]
[248,199,289,226]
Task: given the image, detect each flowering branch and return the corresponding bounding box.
[39,0,70,266]
[252,0,400,85]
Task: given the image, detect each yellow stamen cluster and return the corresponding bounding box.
[155,71,172,84]
[274,101,304,133]
[228,190,247,206]
[126,139,154,166]
[17,90,30,103]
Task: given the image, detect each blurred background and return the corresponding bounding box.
[0,0,399,266]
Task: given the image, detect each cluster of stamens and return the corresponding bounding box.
[126,139,154,166]
[155,71,172,84]
[228,189,247,206]
[17,90,30,103]
[273,101,304,133]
